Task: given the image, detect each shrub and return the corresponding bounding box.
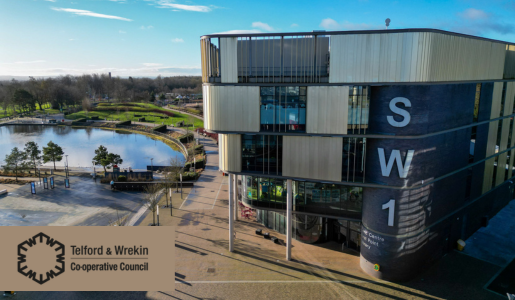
[175,171,198,181]
[138,117,145,122]
[184,158,205,170]
[178,133,194,143]
[118,175,127,182]
[152,124,167,133]
[115,120,131,127]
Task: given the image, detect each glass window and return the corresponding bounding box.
[342,138,366,183]
[240,176,363,219]
[348,86,370,134]
[260,86,306,132]
[242,134,282,175]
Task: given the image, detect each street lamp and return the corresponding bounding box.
[65,155,69,178]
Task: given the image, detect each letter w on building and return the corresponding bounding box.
[378,148,414,178]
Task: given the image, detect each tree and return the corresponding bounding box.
[163,156,184,208]
[159,93,166,101]
[24,141,41,172]
[92,145,123,172]
[4,147,29,181]
[82,97,92,118]
[143,184,161,226]
[13,89,35,113]
[42,141,64,170]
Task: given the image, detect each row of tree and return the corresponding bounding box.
[3,142,123,181]
[0,75,202,116]
[3,141,64,180]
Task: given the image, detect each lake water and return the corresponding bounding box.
[0,125,185,170]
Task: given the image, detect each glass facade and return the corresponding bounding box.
[242,134,283,174]
[342,137,366,183]
[260,86,307,132]
[348,86,370,134]
[240,175,362,219]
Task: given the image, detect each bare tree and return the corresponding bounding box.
[163,156,184,208]
[143,184,162,226]
[108,210,130,226]
[82,97,91,118]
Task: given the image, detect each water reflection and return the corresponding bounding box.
[0,125,185,169]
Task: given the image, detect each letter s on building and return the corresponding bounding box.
[387,97,411,127]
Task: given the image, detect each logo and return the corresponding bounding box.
[17,232,65,285]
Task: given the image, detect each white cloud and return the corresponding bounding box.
[171,38,184,43]
[109,0,127,2]
[0,60,46,65]
[214,29,262,34]
[140,25,154,29]
[290,23,299,28]
[142,63,162,66]
[252,21,273,31]
[51,7,132,21]
[45,0,57,2]
[151,0,211,12]
[458,8,490,20]
[68,38,77,41]
[119,30,126,34]
[320,18,378,30]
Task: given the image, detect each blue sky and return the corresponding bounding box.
[1,0,514,78]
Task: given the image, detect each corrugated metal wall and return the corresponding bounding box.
[220,37,238,83]
[306,86,349,134]
[506,82,515,179]
[203,85,260,132]
[329,32,506,83]
[219,134,242,172]
[282,136,342,181]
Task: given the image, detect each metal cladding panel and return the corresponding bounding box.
[282,136,342,181]
[496,82,515,185]
[306,86,349,134]
[203,85,260,132]
[507,82,515,178]
[220,37,238,83]
[329,32,506,83]
[483,83,504,193]
[219,134,241,172]
[505,45,515,79]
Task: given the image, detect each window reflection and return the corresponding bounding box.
[260,86,306,132]
[342,137,366,183]
[241,175,362,219]
[242,135,283,175]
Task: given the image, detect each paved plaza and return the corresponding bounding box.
[0,174,146,226]
[6,135,511,299]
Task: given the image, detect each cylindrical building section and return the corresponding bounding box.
[360,84,476,281]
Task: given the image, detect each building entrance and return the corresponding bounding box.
[324,219,361,252]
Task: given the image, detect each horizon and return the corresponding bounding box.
[1,0,514,78]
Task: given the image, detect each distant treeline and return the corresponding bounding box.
[0,74,202,114]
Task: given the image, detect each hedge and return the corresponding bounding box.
[175,171,198,181]
[138,117,145,122]
[91,116,100,120]
[115,120,131,128]
[71,118,87,125]
[178,133,194,143]
[184,158,205,170]
[152,124,167,133]
[117,175,127,182]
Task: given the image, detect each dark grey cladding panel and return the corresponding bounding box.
[360,217,455,282]
[362,171,467,236]
[368,84,477,135]
[365,131,470,186]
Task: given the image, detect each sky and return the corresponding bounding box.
[0,0,514,78]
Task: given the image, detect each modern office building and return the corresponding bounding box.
[200,29,515,281]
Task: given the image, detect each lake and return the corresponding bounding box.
[0,125,185,170]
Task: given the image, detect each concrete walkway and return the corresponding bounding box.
[179,135,226,210]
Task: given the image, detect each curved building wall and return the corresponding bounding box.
[360,84,483,281]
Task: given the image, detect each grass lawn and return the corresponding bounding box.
[67,102,204,129]
[0,103,54,118]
